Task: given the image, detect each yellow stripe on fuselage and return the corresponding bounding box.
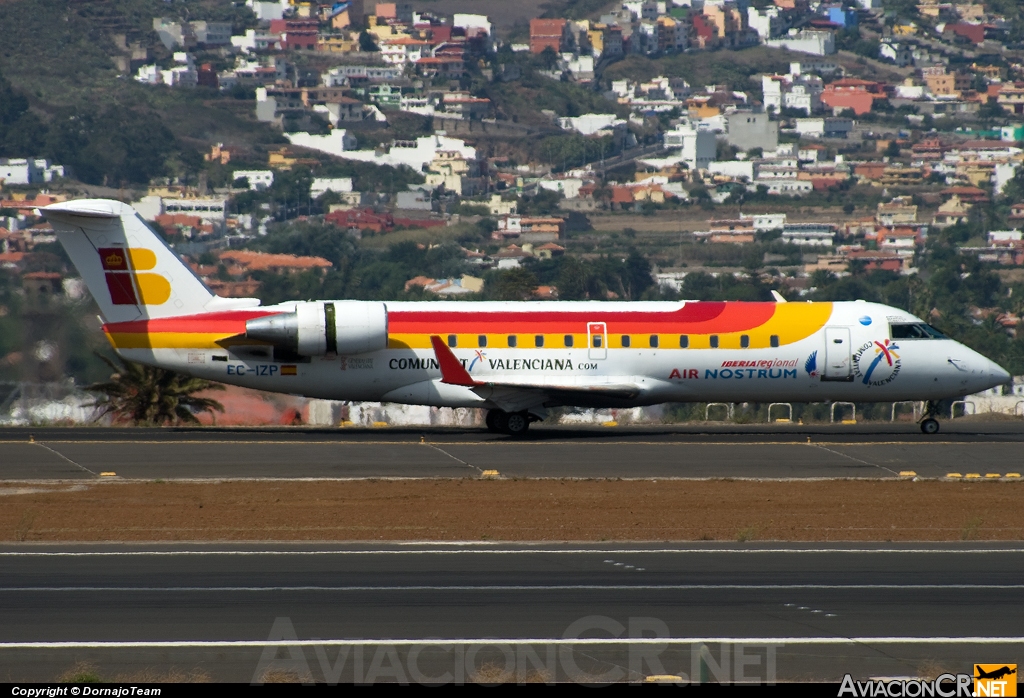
[106,303,835,352]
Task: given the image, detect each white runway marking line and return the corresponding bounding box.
[420,443,482,474]
[3,584,1023,592]
[0,637,1021,649]
[1,548,1022,556]
[807,443,899,476]
[31,442,97,477]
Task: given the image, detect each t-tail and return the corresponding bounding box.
[42,199,260,324]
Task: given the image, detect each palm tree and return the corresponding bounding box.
[88,354,225,426]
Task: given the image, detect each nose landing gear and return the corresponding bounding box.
[919,401,941,434]
[485,409,533,436]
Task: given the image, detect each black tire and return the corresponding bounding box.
[485,410,504,433]
[491,410,510,434]
[920,418,940,435]
[504,411,530,436]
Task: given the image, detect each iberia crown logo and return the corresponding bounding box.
[97,247,171,306]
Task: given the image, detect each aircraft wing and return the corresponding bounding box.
[428,335,641,412]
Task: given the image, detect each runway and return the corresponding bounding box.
[0,544,1020,682]
[2,422,1024,480]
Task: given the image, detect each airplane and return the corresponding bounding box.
[975,666,1017,681]
[41,199,1011,436]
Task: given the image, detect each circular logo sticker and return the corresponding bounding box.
[859,316,872,326]
[853,339,901,387]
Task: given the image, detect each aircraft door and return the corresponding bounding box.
[823,327,853,381]
[588,322,607,360]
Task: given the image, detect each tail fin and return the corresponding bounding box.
[43,199,258,323]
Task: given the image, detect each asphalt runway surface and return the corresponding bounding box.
[2,422,1024,480]
[0,544,1020,682]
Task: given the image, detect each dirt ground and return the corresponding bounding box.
[1,479,1022,542]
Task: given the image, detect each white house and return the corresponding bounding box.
[794,117,854,138]
[709,160,756,181]
[765,30,835,56]
[661,125,716,170]
[742,212,787,231]
[323,134,477,172]
[283,130,359,157]
[233,170,275,190]
[780,223,835,246]
[0,158,64,185]
[558,113,626,136]
[310,177,354,198]
[162,197,228,221]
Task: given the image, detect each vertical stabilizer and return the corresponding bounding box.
[43,199,226,323]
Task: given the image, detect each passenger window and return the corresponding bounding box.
[710,335,719,348]
[740,335,749,348]
[593,335,602,348]
[447,335,457,348]
[650,335,658,348]
[478,335,487,348]
[770,335,779,348]
[535,335,544,347]
[622,335,631,348]
[508,335,517,348]
[564,335,574,347]
[680,335,689,348]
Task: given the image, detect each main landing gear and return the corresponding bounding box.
[919,400,941,435]
[486,409,533,436]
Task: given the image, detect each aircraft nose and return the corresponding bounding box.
[990,360,1011,385]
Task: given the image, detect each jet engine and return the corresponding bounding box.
[245,301,388,356]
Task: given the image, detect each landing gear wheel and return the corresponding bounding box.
[920,418,940,435]
[485,410,505,433]
[503,411,530,437]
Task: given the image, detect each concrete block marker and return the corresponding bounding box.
[899,471,917,479]
[481,470,500,479]
[945,473,962,479]
[100,472,117,477]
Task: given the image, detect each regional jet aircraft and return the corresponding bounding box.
[43,199,1010,435]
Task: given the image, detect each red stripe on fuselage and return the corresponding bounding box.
[389,302,774,334]
[103,310,280,335]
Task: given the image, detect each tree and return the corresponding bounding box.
[88,354,225,426]
[488,268,539,300]
[359,31,378,52]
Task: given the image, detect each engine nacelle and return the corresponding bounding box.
[245,301,388,356]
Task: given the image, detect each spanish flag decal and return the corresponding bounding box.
[281,365,297,376]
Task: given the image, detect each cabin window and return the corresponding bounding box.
[740,335,750,348]
[447,335,457,348]
[890,322,948,339]
[680,335,689,348]
[650,335,658,348]
[710,335,719,348]
[478,335,487,348]
[564,335,574,347]
[508,335,517,348]
[592,335,602,348]
[770,335,779,348]
[535,335,544,347]
[622,335,631,348]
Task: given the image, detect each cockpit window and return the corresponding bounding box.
[890,322,948,340]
